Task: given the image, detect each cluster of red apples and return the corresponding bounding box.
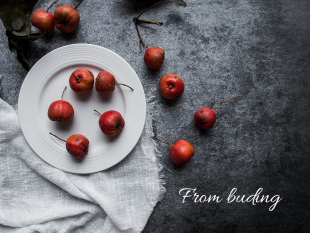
[48,68,133,159]
[135,2,239,166]
[149,55,239,166]
[31,0,83,34]
[155,72,239,165]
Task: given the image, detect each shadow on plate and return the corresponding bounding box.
[55,119,74,131]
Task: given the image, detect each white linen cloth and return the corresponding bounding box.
[0,96,165,233]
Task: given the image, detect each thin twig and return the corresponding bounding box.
[75,0,83,9]
[50,132,66,142]
[136,1,171,20]
[61,86,67,100]
[136,19,163,26]
[133,1,171,52]
[46,0,59,12]
[212,96,240,111]
[115,83,134,91]
[133,18,148,49]
[139,40,145,54]
[152,125,174,147]
[94,109,102,116]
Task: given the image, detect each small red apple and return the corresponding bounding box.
[31,0,58,32]
[54,5,80,33]
[144,47,165,69]
[194,96,239,130]
[159,74,184,100]
[169,140,195,165]
[153,126,194,165]
[50,132,89,159]
[194,107,216,130]
[94,110,125,136]
[48,86,74,122]
[69,68,94,94]
[95,71,133,94]
[31,10,55,32]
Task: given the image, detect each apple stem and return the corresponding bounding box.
[136,1,171,19]
[135,18,164,26]
[75,0,84,9]
[50,132,66,142]
[94,109,102,116]
[139,41,145,54]
[152,125,174,147]
[212,95,240,111]
[46,0,59,12]
[133,19,148,50]
[115,83,134,91]
[133,1,171,53]
[61,86,67,100]
[72,73,81,83]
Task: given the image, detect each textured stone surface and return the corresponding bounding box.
[1,0,310,232]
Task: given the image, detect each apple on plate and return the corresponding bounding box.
[48,86,74,122]
[94,110,125,136]
[95,71,133,94]
[69,68,94,94]
[50,132,89,159]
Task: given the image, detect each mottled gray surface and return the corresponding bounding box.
[1,0,310,232]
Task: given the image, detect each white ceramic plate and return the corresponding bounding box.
[18,44,146,174]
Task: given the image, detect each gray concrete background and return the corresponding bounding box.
[1,0,310,232]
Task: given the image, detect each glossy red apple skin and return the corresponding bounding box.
[99,110,125,136]
[194,107,216,130]
[144,47,165,69]
[54,5,80,33]
[66,134,89,159]
[31,10,54,32]
[69,68,94,93]
[95,71,115,94]
[169,140,195,165]
[48,100,74,122]
[159,74,184,100]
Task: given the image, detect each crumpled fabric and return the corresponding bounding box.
[0,96,165,233]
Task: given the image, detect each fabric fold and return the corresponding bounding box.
[0,96,165,233]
